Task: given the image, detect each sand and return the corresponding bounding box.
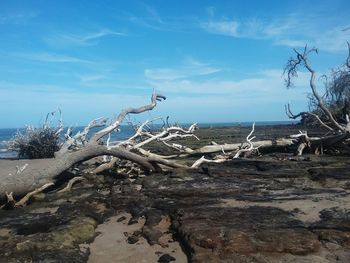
[88,213,187,263]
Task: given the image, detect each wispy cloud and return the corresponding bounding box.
[200,13,350,53]
[0,72,310,126]
[0,81,161,127]
[122,4,192,32]
[0,12,37,25]
[79,74,106,82]
[45,29,126,47]
[144,58,221,81]
[147,69,311,96]
[125,8,167,31]
[201,20,239,37]
[12,52,90,63]
[143,69,314,122]
[0,81,65,93]
[143,4,164,24]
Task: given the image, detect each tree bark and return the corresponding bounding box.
[0,145,155,197]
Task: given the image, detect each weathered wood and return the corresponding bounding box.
[0,94,169,198]
[0,145,156,197]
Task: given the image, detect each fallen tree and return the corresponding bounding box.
[1,91,346,206]
[0,93,261,203]
[2,45,350,207]
[0,94,164,198]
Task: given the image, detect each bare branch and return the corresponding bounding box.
[284,46,346,132]
[16,163,28,174]
[118,117,162,147]
[233,122,260,158]
[58,117,108,154]
[285,104,334,131]
[58,177,85,193]
[191,156,227,169]
[132,124,197,150]
[90,93,166,142]
[0,192,15,209]
[290,130,311,155]
[15,182,54,207]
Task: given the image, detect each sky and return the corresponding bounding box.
[0,0,349,128]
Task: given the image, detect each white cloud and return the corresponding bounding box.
[144,58,221,81]
[143,4,164,24]
[81,29,126,41]
[0,12,37,25]
[147,68,312,99]
[45,29,126,47]
[206,6,216,17]
[201,20,239,37]
[200,14,350,53]
[12,52,90,63]
[123,3,169,31]
[275,39,307,48]
[142,69,317,122]
[0,69,317,127]
[314,28,350,53]
[0,82,157,127]
[79,74,106,82]
[0,81,68,94]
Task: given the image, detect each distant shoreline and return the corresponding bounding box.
[0,122,300,159]
[0,120,298,131]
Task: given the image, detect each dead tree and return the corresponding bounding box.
[0,94,167,198]
[284,45,350,154]
[0,94,264,204]
[3,88,335,206]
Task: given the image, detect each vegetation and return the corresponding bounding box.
[8,112,63,159]
[284,44,350,133]
[287,43,350,128]
[320,55,350,124]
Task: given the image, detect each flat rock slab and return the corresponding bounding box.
[1,155,350,262]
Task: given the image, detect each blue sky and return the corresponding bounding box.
[0,0,349,128]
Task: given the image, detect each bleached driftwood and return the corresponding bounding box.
[0,94,167,197]
[191,123,260,168]
[92,122,198,174]
[57,176,85,193]
[3,87,348,204]
[282,45,350,156]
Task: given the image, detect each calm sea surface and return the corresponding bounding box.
[0,121,295,158]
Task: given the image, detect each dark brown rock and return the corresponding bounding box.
[158,253,176,263]
[127,235,139,244]
[117,216,127,222]
[1,125,350,262]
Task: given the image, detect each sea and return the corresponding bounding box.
[0,121,295,159]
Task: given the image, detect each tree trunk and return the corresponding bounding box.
[0,145,155,197]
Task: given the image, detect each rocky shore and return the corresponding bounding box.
[0,125,350,262]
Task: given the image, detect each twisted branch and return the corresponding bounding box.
[284,46,346,132]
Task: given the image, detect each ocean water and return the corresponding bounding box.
[0,121,295,159]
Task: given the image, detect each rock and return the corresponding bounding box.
[128,218,139,225]
[142,226,163,245]
[117,216,127,222]
[127,235,139,244]
[1,128,350,263]
[316,229,350,247]
[32,193,46,202]
[158,253,176,263]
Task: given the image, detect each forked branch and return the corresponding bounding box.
[285,104,334,131]
[91,93,166,142]
[284,46,346,132]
